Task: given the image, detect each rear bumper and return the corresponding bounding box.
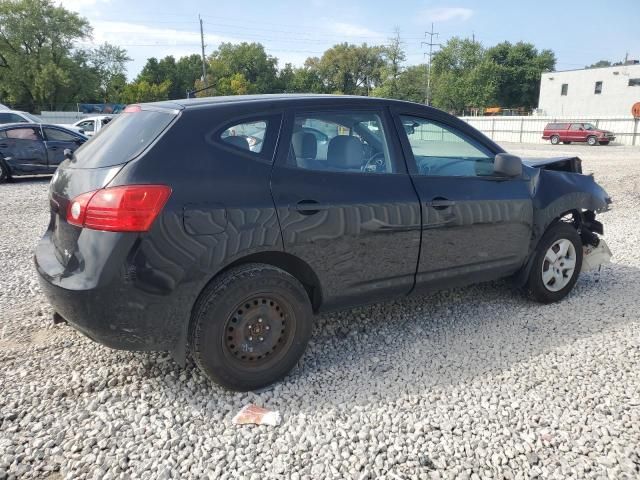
[34,232,186,352]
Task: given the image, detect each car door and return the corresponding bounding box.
[42,127,85,169]
[567,123,585,142]
[392,109,533,291]
[0,126,47,174]
[270,107,421,310]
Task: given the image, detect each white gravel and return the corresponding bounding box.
[1,143,640,480]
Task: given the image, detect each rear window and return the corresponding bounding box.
[69,109,176,168]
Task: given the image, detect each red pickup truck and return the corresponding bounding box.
[542,122,615,146]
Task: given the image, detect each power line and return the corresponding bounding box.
[421,23,441,106]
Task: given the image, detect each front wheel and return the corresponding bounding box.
[525,223,583,303]
[550,135,560,145]
[587,136,598,146]
[191,263,313,391]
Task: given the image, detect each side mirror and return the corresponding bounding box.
[494,153,522,177]
[63,148,73,160]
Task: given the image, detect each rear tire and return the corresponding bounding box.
[0,160,9,184]
[550,135,560,145]
[525,222,583,304]
[191,263,313,391]
[587,136,598,146]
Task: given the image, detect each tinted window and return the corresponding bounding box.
[401,115,494,177]
[70,109,176,168]
[6,127,40,140]
[594,81,603,94]
[561,84,568,95]
[288,112,394,174]
[220,120,267,153]
[0,113,28,124]
[77,120,95,132]
[44,128,79,142]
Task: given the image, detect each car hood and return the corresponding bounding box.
[522,156,583,174]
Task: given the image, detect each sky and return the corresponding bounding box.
[56,0,640,80]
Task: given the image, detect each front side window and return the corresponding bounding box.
[44,128,79,142]
[220,120,267,153]
[594,81,603,94]
[570,124,583,131]
[6,127,40,140]
[288,112,393,174]
[561,84,568,96]
[400,115,494,177]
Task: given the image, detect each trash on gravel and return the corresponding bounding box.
[582,240,613,271]
[232,404,281,426]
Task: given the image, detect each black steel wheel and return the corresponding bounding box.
[191,263,313,391]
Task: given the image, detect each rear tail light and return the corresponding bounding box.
[67,185,171,232]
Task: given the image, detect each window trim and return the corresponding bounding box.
[209,113,282,164]
[274,106,405,175]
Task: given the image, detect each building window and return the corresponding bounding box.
[629,78,640,86]
[561,84,568,96]
[594,81,603,94]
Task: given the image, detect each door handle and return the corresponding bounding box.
[428,197,456,210]
[294,200,329,215]
[50,146,58,151]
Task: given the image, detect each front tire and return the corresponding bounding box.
[550,135,560,145]
[0,160,9,184]
[587,136,598,146]
[525,223,583,303]
[191,263,313,391]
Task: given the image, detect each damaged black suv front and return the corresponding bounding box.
[517,155,612,299]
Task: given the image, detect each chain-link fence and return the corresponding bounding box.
[460,116,640,146]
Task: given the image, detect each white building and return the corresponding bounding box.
[538,64,640,117]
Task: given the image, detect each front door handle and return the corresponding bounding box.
[294,200,329,215]
[427,197,456,210]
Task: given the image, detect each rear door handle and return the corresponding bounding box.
[294,200,329,215]
[427,197,456,210]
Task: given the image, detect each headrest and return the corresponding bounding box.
[292,131,317,160]
[327,135,363,170]
[223,135,250,150]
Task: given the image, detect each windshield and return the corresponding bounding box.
[21,112,42,123]
[68,109,177,168]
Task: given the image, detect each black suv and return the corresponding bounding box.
[35,95,611,391]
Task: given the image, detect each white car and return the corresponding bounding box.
[0,109,86,135]
[72,115,114,136]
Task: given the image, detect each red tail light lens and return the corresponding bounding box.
[66,185,171,232]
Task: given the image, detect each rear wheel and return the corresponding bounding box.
[587,136,598,146]
[525,223,583,303]
[191,263,313,391]
[0,160,9,184]
[550,135,560,145]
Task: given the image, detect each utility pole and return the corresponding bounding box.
[199,15,207,92]
[421,23,441,106]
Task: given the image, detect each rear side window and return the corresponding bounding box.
[220,120,267,153]
[70,109,176,168]
[44,128,79,142]
[6,127,40,140]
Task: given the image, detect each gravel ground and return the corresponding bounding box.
[1,142,640,480]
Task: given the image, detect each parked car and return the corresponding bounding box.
[71,115,114,137]
[35,95,612,391]
[0,109,86,135]
[543,122,615,146]
[0,124,87,183]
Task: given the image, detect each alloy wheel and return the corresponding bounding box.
[541,238,577,292]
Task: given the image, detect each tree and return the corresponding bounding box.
[0,0,91,110]
[372,29,406,99]
[89,43,131,102]
[205,42,279,95]
[137,54,203,99]
[394,65,428,103]
[431,37,498,113]
[120,80,171,103]
[486,41,555,110]
[586,59,623,69]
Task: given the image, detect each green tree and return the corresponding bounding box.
[372,29,406,99]
[394,65,428,103]
[137,54,203,99]
[205,42,279,95]
[486,41,555,110]
[120,79,171,104]
[431,37,498,113]
[0,0,91,110]
[89,43,131,102]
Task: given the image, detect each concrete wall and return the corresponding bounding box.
[460,116,640,146]
[538,64,640,117]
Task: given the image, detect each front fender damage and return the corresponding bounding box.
[514,167,612,286]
